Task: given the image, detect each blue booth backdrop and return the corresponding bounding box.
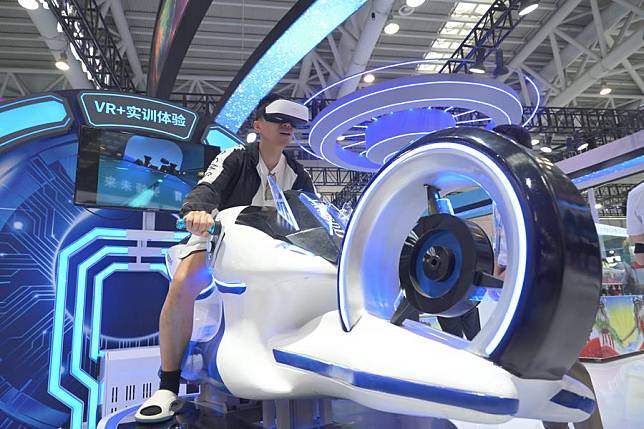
[0,91,224,429]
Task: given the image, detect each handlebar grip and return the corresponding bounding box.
[176,218,218,235]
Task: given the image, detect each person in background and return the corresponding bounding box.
[626,180,644,268]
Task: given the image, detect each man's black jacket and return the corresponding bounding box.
[180,142,314,216]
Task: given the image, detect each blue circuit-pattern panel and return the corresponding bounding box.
[0,133,180,429]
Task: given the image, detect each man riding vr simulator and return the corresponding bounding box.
[135,95,314,423]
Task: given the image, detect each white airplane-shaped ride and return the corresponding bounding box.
[168,128,601,426]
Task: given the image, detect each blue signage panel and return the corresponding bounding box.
[79,92,198,141]
[202,124,243,149]
[0,94,72,151]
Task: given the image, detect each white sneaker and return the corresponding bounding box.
[134,389,178,423]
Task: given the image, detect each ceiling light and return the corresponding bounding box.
[469,48,486,74]
[599,81,612,96]
[594,203,603,209]
[18,0,39,10]
[519,0,539,16]
[531,139,540,146]
[384,22,400,35]
[540,146,552,153]
[577,142,589,151]
[363,73,375,83]
[246,132,257,143]
[55,53,70,71]
[406,0,427,7]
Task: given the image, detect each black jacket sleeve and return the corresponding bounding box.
[179,146,243,217]
[291,162,316,194]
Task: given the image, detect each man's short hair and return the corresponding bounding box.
[254,94,285,121]
[493,124,532,149]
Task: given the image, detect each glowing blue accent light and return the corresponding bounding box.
[364,109,455,163]
[50,228,127,429]
[203,125,243,149]
[175,231,190,240]
[522,75,540,127]
[215,0,369,131]
[53,228,187,429]
[79,93,198,141]
[572,155,644,188]
[456,117,491,124]
[367,132,434,162]
[91,263,129,361]
[176,218,217,235]
[342,140,365,149]
[453,109,476,118]
[216,281,247,295]
[0,95,71,149]
[317,95,514,170]
[90,263,169,362]
[74,247,128,429]
[267,175,300,231]
[299,193,334,235]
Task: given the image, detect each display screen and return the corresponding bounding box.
[75,127,219,212]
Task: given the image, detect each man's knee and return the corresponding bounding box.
[168,253,210,299]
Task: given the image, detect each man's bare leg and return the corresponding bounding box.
[160,251,211,371]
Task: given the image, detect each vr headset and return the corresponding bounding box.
[259,99,309,127]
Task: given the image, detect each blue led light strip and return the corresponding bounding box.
[90,263,169,361]
[214,0,368,132]
[90,263,129,361]
[51,228,127,429]
[522,75,540,127]
[0,94,72,150]
[74,247,129,429]
[53,228,188,429]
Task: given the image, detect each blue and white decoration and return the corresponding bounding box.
[0,93,193,429]
[308,74,525,171]
[214,0,369,132]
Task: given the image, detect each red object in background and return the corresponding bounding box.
[600,346,619,358]
[581,338,602,358]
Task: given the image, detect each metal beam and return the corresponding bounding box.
[549,27,644,106]
[44,75,66,91]
[538,0,636,83]
[553,29,600,60]
[612,0,644,17]
[326,34,345,75]
[23,5,91,89]
[549,33,567,89]
[110,0,145,88]
[311,55,327,87]
[0,73,10,97]
[590,0,608,56]
[621,59,644,93]
[502,0,584,82]
[336,0,396,98]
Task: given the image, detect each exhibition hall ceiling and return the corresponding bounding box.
[0,0,642,110]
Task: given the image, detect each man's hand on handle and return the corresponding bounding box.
[183,210,215,237]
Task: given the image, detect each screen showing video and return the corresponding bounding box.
[75,127,219,212]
